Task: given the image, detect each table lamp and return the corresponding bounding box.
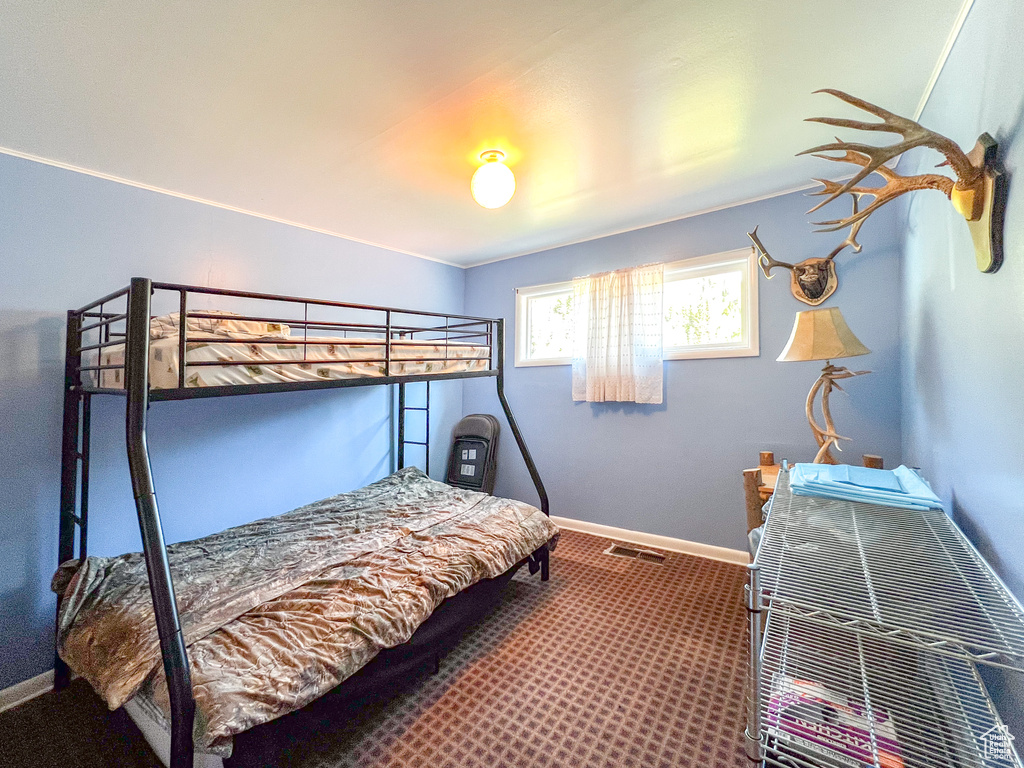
[777,307,870,464]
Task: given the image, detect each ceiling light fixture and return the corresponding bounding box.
[471,150,515,209]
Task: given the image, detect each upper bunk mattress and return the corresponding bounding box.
[92,332,490,389]
[52,468,557,755]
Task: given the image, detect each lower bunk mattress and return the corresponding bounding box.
[123,560,528,768]
[52,468,558,758]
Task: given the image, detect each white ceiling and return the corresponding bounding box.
[0,0,966,266]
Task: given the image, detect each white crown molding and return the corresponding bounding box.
[461,181,823,269]
[551,515,749,566]
[0,669,53,714]
[4,0,971,276]
[913,0,975,121]
[0,145,461,269]
[464,0,977,270]
[4,141,821,272]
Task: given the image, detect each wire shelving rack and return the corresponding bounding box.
[746,468,1024,768]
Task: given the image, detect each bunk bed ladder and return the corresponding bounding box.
[56,311,90,690]
[397,381,430,474]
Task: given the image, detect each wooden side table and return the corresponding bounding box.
[743,452,779,533]
[743,451,884,533]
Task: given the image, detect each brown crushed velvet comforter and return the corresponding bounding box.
[52,468,557,754]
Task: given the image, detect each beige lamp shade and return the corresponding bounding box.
[777,306,870,362]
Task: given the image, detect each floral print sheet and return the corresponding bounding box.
[94,333,490,389]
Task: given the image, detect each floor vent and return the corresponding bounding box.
[605,545,667,564]
[636,550,667,564]
[606,545,641,558]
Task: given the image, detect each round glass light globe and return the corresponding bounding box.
[471,160,515,209]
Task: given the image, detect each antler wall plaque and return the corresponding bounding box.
[802,89,1006,273]
[747,221,857,306]
[747,183,869,305]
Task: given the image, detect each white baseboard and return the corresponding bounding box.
[551,515,749,566]
[0,669,54,714]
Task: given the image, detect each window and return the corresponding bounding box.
[514,281,576,366]
[662,248,759,359]
[514,248,758,366]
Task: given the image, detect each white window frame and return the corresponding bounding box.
[663,247,759,360]
[513,247,759,367]
[514,279,576,367]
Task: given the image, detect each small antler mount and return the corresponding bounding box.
[803,89,1006,273]
[747,226,839,306]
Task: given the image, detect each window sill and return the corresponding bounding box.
[515,346,759,367]
[665,344,759,360]
[514,357,572,368]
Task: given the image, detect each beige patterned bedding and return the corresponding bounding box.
[52,468,557,755]
[94,333,490,389]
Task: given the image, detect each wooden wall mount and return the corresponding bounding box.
[958,134,1006,273]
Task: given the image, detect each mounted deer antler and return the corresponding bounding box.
[747,204,861,306]
[748,226,794,277]
[801,89,1005,273]
[805,143,958,235]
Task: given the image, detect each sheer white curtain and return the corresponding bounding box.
[571,263,664,404]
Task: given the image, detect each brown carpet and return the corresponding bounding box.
[0,530,749,768]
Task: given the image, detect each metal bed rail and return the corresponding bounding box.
[55,278,550,768]
[71,282,497,396]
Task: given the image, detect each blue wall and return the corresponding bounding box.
[0,153,466,689]
[464,189,904,551]
[899,0,1024,735]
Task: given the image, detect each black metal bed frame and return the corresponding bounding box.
[55,277,550,768]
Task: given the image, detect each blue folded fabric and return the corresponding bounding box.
[789,463,942,511]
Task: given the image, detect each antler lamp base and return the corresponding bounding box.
[805,362,870,464]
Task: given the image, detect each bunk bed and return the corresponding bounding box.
[54,278,554,768]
